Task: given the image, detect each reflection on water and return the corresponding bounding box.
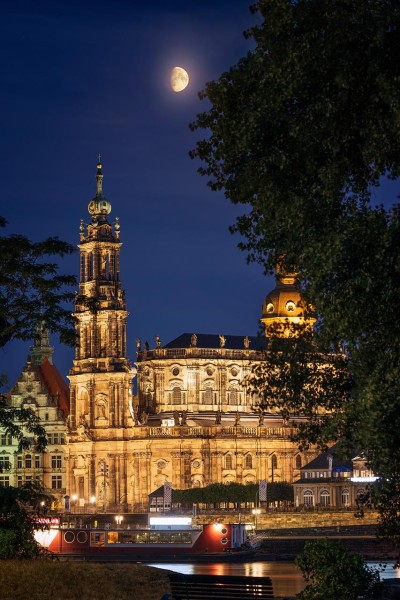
[369,562,400,580]
[149,561,305,597]
[149,560,400,598]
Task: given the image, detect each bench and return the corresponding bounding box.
[161,572,274,599]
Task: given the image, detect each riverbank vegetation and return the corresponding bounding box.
[0,561,170,600]
[173,481,293,509]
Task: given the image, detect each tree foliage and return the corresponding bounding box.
[295,539,381,600]
[191,0,400,550]
[0,482,54,559]
[172,481,293,507]
[248,321,352,451]
[0,216,75,557]
[0,218,76,349]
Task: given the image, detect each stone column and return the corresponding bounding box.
[70,386,76,430]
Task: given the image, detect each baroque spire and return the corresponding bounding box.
[87,157,112,224]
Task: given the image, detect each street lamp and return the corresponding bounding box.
[115,515,123,529]
[252,508,261,531]
[71,494,77,512]
[90,496,96,513]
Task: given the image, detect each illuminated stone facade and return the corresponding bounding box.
[0,326,69,506]
[63,162,318,513]
[1,163,319,512]
[293,444,377,508]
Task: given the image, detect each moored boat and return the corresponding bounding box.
[35,516,255,562]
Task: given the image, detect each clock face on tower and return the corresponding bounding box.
[286,300,296,312]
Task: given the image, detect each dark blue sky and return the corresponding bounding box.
[1,0,271,386]
[2,1,399,389]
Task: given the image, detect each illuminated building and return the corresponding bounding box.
[1,162,319,512]
[64,162,317,512]
[0,324,69,505]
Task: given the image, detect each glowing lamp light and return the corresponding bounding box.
[34,528,58,548]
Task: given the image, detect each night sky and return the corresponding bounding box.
[1,0,270,388]
[2,1,399,390]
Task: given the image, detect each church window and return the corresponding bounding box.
[51,455,62,469]
[0,457,10,470]
[245,454,253,469]
[295,455,302,469]
[303,490,314,506]
[341,489,350,507]
[100,324,107,357]
[203,387,213,404]
[225,454,233,470]
[320,490,330,506]
[51,475,63,489]
[228,386,239,406]
[172,387,182,404]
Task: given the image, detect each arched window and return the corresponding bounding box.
[271,455,278,469]
[225,454,233,470]
[320,490,330,506]
[295,455,302,469]
[341,489,350,507]
[245,454,253,469]
[203,387,213,404]
[303,490,314,506]
[172,386,182,404]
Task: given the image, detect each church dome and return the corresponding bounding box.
[87,159,112,221]
[88,194,111,217]
[262,274,303,320]
[261,271,314,336]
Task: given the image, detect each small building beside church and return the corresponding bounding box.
[293,443,377,508]
[0,325,69,507]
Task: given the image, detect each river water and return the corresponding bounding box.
[149,560,400,598]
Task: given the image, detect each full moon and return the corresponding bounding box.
[171,66,189,92]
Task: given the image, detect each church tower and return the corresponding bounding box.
[67,160,134,511]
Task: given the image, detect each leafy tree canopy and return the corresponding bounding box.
[0,481,54,559]
[0,216,75,557]
[172,481,293,506]
[248,320,352,452]
[0,217,76,349]
[191,0,400,548]
[295,539,381,600]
